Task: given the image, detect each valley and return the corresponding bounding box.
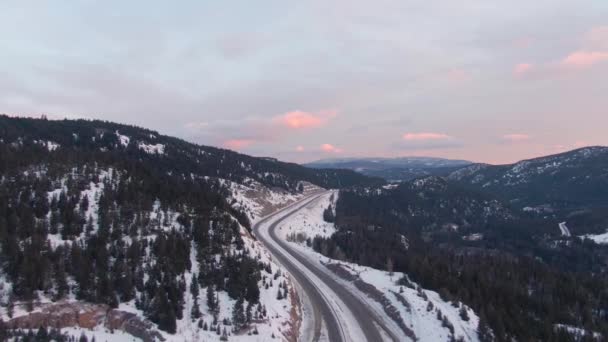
[0,115,607,342]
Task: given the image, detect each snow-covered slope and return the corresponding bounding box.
[448,146,608,209]
[1,167,307,342]
[274,192,483,342]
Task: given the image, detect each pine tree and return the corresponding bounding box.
[149,287,177,334]
[232,297,246,331]
[459,306,470,321]
[190,274,200,299]
[207,285,218,315]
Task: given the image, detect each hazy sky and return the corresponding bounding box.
[1,1,607,164]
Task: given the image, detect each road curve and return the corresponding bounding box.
[253,191,400,342]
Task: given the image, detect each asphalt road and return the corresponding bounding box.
[253,191,400,342]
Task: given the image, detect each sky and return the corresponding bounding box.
[1,1,607,164]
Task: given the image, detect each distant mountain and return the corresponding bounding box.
[448,146,608,211]
[305,157,472,181]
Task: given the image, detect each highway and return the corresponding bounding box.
[253,191,400,342]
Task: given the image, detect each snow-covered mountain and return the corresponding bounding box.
[448,146,608,210]
[0,115,377,341]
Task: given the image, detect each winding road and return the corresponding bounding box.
[253,191,401,342]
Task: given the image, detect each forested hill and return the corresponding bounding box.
[312,166,608,341]
[448,146,608,210]
[0,115,382,191]
[0,115,379,341]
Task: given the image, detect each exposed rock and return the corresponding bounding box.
[6,301,164,342]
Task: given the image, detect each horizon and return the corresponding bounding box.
[1,1,607,164]
[3,113,605,166]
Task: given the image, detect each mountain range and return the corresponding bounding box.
[305,157,472,181]
[1,115,607,342]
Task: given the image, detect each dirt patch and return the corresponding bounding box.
[283,278,302,342]
[6,301,164,342]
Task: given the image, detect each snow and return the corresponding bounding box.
[33,140,60,151]
[382,183,399,190]
[559,222,571,237]
[580,230,608,244]
[554,324,602,339]
[275,191,338,244]
[257,192,481,342]
[138,142,165,155]
[226,178,321,223]
[47,141,60,151]
[58,326,142,342]
[116,131,130,147]
[463,233,483,241]
[44,169,110,248]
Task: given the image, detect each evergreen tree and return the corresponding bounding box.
[207,285,218,316]
[232,297,246,331]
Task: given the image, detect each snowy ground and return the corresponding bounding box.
[554,324,602,340]
[272,192,481,342]
[580,230,608,244]
[3,174,310,342]
[55,327,140,342]
[226,178,320,223]
[274,191,338,244]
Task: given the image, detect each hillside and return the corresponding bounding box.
[0,115,379,341]
[448,146,608,210]
[0,115,383,192]
[311,164,608,341]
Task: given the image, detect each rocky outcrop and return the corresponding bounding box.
[6,301,164,342]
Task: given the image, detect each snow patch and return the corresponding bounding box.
[580,230,608,244]
[116,131,130,147]
[138,142,165,155]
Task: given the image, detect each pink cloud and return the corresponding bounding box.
[223,139,255,150]
[402,132,451,141]
[514,63,533,76]
[502,134,530,142]
[296,145,305,152]
[447,69,469,82]
[584,26,608,50]
[274,109,337,129]
[561,51,608,68]
[321,143,343,153]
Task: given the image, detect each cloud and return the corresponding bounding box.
[446,69,470,83]
[223,139,255,150]
[395,133,461,150]
[296,145,305,152]
[502,133,530,142]
[584,26,608,50]
[402,132,451,141]
[561,51,608,68]
[273,109,337,129]
[514,63,533,76]
[557,26,608,69]
[321,143,343,153]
